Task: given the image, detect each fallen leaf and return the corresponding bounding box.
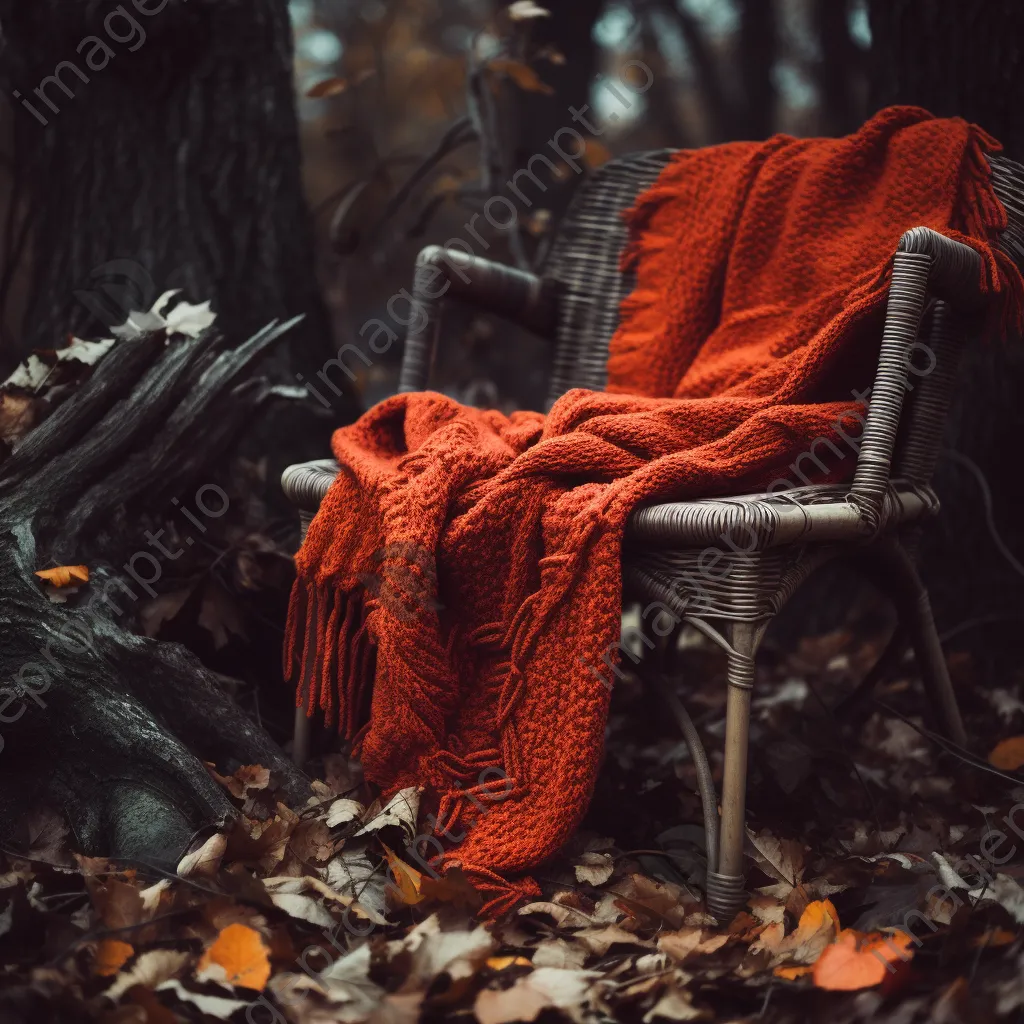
[419,866,483,909]
[381,842,425,905]
[140,586,193,637]
[198,579,247,650]
[487,58,554,95]
[307,76,348,98]
[989,736,1024,771]
[157,979,250,1018]
[532,937,588,970]
[106,950,190,1001]
[0,390,40,447]
[487,956,532,970]
[475,967,598,1024]
[812,929,913,991]
[642,985,703,1021]
[771,899,841,966]
[325,797,364,827]
[507,0,550,20]
[574,851,614,886]
[196,922,271,991]
[972,927,1019,948]
[95,938,134,977]
[659,927,730,961]
[35,565,89,588]
[177,833,227,879]
[355,787,419,839]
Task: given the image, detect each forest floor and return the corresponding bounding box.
[2,597,1023,1023]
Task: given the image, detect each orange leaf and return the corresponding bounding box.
[35,564,89,588]
[989,736,1024,771]
[486,956,532,970]
[381,842,424,905]
[487,58,554,95]
[583,140,612,169]
[774,964,812,981]
[197,923,271,991]
[95,938,134,977]
[971,927,1019,948]
[307,77,348,98]
[813,929,914,991]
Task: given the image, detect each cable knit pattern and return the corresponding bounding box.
[285,108,1022,916]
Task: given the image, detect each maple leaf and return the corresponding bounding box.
[34,565,89,588]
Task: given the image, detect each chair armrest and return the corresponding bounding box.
[398,245,559,393]
[848,228,984,530]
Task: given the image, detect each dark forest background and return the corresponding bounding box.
[0,0,1021,684]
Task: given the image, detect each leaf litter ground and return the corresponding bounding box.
[2,614,1024,1023]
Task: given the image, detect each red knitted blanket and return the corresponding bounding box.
[285,107,1021,915]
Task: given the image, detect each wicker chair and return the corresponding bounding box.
[283,149,1024,922]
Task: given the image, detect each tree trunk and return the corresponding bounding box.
[0,0,349,866]
[0,0,338,381]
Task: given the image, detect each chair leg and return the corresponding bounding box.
[862,541,968,747]
[903,584,968,747]
[706,620,759,923]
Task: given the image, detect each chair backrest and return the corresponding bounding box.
[538,148,1024,409]
[539,150,675,404]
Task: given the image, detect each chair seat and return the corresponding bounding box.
[282,459,939,550]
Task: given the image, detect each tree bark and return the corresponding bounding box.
[0,323,310,868]
[0,0,338,382]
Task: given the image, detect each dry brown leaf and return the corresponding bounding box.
[196,922,271,991]
[574,924,653,956]
[177,833,227,879]
[474,967,598,1024]
[34,564,89,588]
[574,851,614,886]
[771,899,841,967]
[307,77,348,98]
[658,927,730,962]
[989,736,1024,771]
[198,579,247,650]
[507,0,551,20]
[105,949,190,1001]
[0,390,40,447]
[419,866,483,910]
[140,586,193,638]
[487,58,554,95]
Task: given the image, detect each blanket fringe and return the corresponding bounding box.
[285,577,374,741]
